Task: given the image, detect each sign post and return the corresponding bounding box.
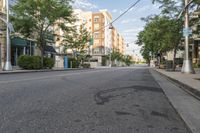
[64,56,68,69]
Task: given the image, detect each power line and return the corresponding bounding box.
[93,0,141,33]
[111,0,141,24]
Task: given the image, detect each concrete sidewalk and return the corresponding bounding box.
[0,68,91,74]
[151,69,200,133]
[155,68,200,99]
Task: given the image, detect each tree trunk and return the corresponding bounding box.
[172,47,177,71]
[147,59,150,66]
[41,46,44,68]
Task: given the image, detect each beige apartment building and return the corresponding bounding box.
[111,27,125,54]
[53,9,93,68]
[54,9,125,67]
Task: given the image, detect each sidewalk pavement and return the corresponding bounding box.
[151,69,200,133]
[0,68,91,74]
[155,68,200,99]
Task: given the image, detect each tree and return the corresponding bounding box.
[62,24,91,64]
[11,0,74,66]
[137,16,182,70]
[151,0,200,69]
[123,55,132,66]
[110,50,123,61]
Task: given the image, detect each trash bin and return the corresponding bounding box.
[165,60,173,71]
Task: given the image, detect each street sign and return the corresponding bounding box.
[183,27,192,37]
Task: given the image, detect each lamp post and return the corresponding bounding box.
[181,0,195,73]
[109,23,113,67]
[3,0,12,71]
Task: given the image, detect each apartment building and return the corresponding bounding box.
[118,35,125,55]
[91,10,113,65]
[54,9,125,67]
[111,28,125,54]
[111,28,118,51]
[53,9,93,68]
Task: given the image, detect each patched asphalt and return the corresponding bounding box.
[0,67,189,133]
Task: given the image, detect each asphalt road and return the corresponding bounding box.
[0,67,189,133]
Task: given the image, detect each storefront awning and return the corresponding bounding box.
[11,37,27,47]
[11,37,35,47]
[44,45,57,54]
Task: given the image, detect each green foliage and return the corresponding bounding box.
[68,57,80,68]
[11,0,74,65]
[110,51,123,61]
[102,56,107,66]
[81,63,90,68]
[44,57,54,69]
[174,58,183,66]
[18,55,42,70]
[18,55,55,69]
[193,58,200,68]
[137,16,182,64]
[62,24,91,58]
[123,55,132,66]
[152,0,184,17]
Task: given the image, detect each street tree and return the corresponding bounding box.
[11,0,74,66]
[137,16,182,70]
[62,24,91,64]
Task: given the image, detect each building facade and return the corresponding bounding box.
[54,9,125,67]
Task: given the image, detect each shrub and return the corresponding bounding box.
[175,58,183,67]
[68,57,80,68]
[197,58,200,68]
[193,58,200,68]
[81,63,90,68]
[44,57,54,69]
[18,55,42,70]
[101,56,107,66]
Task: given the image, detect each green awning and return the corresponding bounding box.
[11,37,27,47]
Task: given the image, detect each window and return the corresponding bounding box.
[94,24,100,30]
[94,16,100,22]
[94,32,99,38]
[83,18,87,23]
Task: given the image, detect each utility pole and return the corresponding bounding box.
[181,0,195,73]
[3,0,12,71]
[109,23,113,67]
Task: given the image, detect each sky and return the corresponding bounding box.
[74,0,161,58]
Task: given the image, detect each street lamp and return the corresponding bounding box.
[181,0,195,73]
[3,0,12,71]
[109,23,113,67]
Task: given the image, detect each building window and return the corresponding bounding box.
[94,24,100,30]
[94,32,99,38]
[83,18,87,23]
[94,16,100,22]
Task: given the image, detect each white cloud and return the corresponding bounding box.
[72,0,98,10]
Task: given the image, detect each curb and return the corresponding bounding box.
[0,68,93,75]
[150,69,195,133]
[154,69,200,101]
